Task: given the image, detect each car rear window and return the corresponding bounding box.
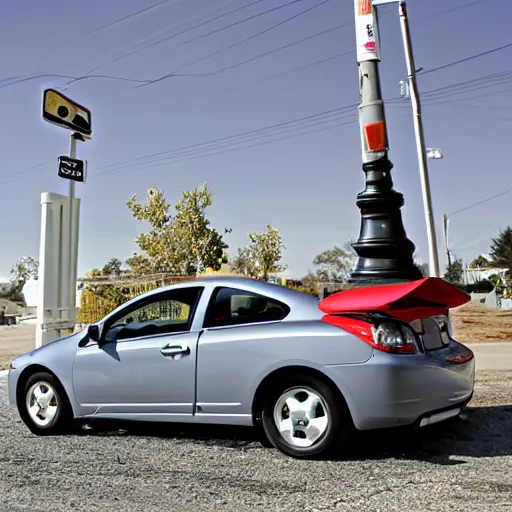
[204,287,290,328]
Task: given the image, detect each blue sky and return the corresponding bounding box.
[0,0,510,281]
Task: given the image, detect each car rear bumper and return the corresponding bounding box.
[327,340,475,431]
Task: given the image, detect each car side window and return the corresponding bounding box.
[204,287,290,328]
[104,287,203,343]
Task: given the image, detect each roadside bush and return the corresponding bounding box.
[289,285,320,298]
[459,280,495,294]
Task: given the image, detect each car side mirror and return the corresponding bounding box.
[88,324,100,342]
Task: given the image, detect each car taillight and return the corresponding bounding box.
[323,315,418,354]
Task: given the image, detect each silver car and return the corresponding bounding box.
[8,276,475,458]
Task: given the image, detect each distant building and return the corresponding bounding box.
[462,266,508,286]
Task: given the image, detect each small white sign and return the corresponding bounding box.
[354,0,381,62]
[426,148,443,160]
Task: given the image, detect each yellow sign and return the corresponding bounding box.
[42,89,92,137]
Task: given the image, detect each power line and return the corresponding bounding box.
[418,0,484,22]
[421,42,512,76]
[4,3,494,94]
[5,68,512,183]
[130,22,348,89]
[158,1,485,94]
[102,117,359,175]
[95,103,408,175]
[0,160,53,186]
[102,112,360,173]
[82,68,512,174]
[4,65,512,183]
[85,0,312,83]
[81,0,269,76]
[449,186,512,217]
[95,103,359,173]
[203,51,351,98]
[171,0,315,50]
[64,0,185,43]
[28,0,187,66]
[0,115,361,188]
[134,0,332,88]
[0,72,158,91]
[140,13,511,88]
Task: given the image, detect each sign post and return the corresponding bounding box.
[37,90,92,346]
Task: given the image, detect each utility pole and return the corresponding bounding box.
[349,0,421,284]
[398,1,440,277]
[442,213,451,269]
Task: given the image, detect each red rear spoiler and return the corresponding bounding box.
[318,277,470,322]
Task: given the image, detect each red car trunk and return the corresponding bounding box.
[318,277,470,322]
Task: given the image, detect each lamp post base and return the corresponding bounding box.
[348,157,422,285]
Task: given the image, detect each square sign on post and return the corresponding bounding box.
[58,156,87,183]
[43,89,92,138]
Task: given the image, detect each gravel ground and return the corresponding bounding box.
[0,370,511,512]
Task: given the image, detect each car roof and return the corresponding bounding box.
[111,275,322,322]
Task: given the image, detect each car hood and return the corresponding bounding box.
[318,277,470,322]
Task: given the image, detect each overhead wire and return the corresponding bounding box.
[82,0,480,81]
[21,0,188,70]
[0,104,362,186]
[103,117,360,174]
[1,0,506,186]
[2,65,510,187]
[4,62,512,186]
[203,51,352,98]
[84,66,512,173]
[3,58,512,184]
[80,0,270,76]
[95,103,360,172]
[0,72,157,91]
[133,0,333,88]
[0,160,54,186]
[421,42,512,76]
[417,0,484,22]
[449,186,512,218]
[95,65,512,175]
[63,0,186,44]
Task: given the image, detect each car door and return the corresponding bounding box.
[196,286,291,420]
[72,286,203,418]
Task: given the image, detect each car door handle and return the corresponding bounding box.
[160,344,190,357]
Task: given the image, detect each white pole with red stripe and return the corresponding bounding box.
[353,0,388,163]
[349,0,422,284]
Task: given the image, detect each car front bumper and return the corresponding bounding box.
[7,367,22,407]
[327,340,476,431]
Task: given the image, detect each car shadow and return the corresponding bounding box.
[78,405,512,464]
[345,405,512,464]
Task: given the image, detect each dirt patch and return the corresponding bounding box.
[0,325,36,370]
[451,303,512,343]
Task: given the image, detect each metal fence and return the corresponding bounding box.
[76,274,195,325]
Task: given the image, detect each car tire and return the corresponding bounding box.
[19,372,74,436]
[261,374,352,458]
